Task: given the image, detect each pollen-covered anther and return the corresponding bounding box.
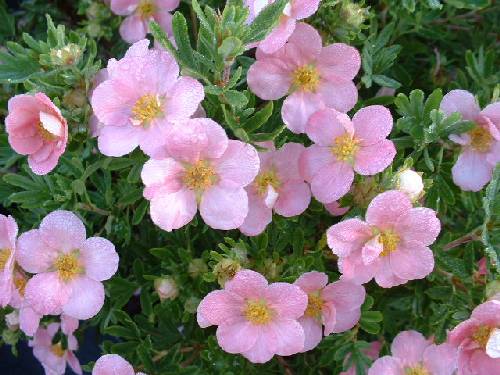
[332,133,360,162]
[472,325,494,349]
[51,343,65,358]
[54,253,82,282]
[37,122,59,141]
[379,230,400,257]
[469,126,493,153]
[254,170,281,196]
[292,65,320,92]
[405,364,430,375]
[183,161,217,190]
[304,293,323,319]
[137,0,156,18]
[244,300,273,325]
[131,94,163,126]
[0,248,11,270]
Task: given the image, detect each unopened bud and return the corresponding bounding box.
[49,43,82,66]
[154,277,178,301]
[188,258,208,278]
[213,258,241,287]
[5,311,19,330]
[395,169,424,201]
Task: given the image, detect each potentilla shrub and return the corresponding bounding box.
[0,0,498,374]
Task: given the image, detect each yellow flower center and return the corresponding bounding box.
[14,275,27,296]
[183,161,217,191]
[51,343,65,357]
[292,65,320,92]
[54,253,81,282]
[37,122,59,141]
[244,300,273,325]
[472,325,494,349]
[331,133,360,162]
[405,364,430,375]
[379,230,400,257]
[132,94,162,126]
[0,248,11,271]
[254,170,281,196]
[469,126,493,153]
[304,292,323,319]
[137,0,156,18]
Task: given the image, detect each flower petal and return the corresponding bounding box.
[225,269,268,299]
[215,140,260,188]
[322,280,365,312]
[165,77,204,122]
[353,139,396,175]
[150,189,197,232]
[80,237,119,281]
[365,190,412,229]
[352,105,393,145]
[391,241,434,281]
[247,59,291,100]
[305,107,350,147]
[294,271,328,293]
[39,210,86,253]
[395,207,441,246]
[282,91,324,134]
[119,14,147,43]
[317,43,361,82]
[265,282,307,319]
[440,89,480,121]
[368,356,403,375]
[391,330,430,367]
[317,80,358,113]
[200,186,249,230]
[310,161,354,203]
[326,218,372,257]
[92,354,135,375]
[63,276,105,320]
[239,191,273,236]
[25,272,71,315]
[216,321,259,354]
[274,181,311,217]
[197,290,244,327]
[16,230,58,273]
[299,316,323,352]
[452,149,493,192]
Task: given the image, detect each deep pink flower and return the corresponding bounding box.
[141,118,259,231]
[5,93,68,175]
[91,39,204,158]
[197,269,307,363]
[245,0,320,54]
[239,142,311,236]
[368,330,457,375]
[300,106,395,203]
[110,0,179,43]
[92,354,146,375]
[440,90,500,192]
[30,323,82,375]
[16,210,119,320]
[294,271,365,351]
[0,214,18,307]
[247,22,360,133]
[327,190,440,288]
[448,300,500,375]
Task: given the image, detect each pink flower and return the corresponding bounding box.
[340,341,381,375]
[5,93,68,175]
[141,118,259,231]
[16,210,119,320]
[368,330,457,375]
[239,142,311,236]
[88,68,109,138]
[440,90,500,192]
[92,354,146,375]
[448,300,500,375]
[247,23,360,133]
[197,269,307,363]
[0,214,18,307]
[325,201,350,216]
[300,106,395,203]
[91,39,204,158]
[30,322,82,375]
[245,0,320,54]
[294,271,365,352]
[110,0,179,43]
[327,190,440,288]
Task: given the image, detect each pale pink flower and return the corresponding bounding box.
[88,68,109,137]
[294,271,365,352]
[30,323,82,375]
[245,0,320,54]
[16,210,119,320]
[440,90,500,192]
[368,330,457,375]
[141,118,259,231]
[93,354,146,375]
[327,190,440,288]
[325,201,350,216]
[110,0,178,43]
[300,106,395,203]
[340,341,381,375]
[197,269,307,363]
[91,39,204,158]
[0,214,18,307]
[239,142,311,236]
[247,22,360,133]
[5,93,68,175]
[448,300,500,375]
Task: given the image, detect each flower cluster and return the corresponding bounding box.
[197,269,365,363]
[0,211,118,374]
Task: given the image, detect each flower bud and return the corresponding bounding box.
[213,258,241,287]
[5,311,19,330]
[49,43,82,66]
[154,277,178,301]
[188,258,208,278]
[395,169,424,201]
[341,2,369,28]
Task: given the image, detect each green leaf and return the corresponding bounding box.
[482,165,500,272]
[372,74,401,89]
[224,90,248,109]
[242,0,288,43]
